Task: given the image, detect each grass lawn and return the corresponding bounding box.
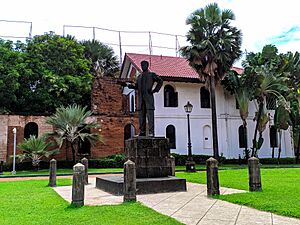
[0,179,182,225]
[0,168,123,177]
[176,168,300,218]
[3,163,300,177]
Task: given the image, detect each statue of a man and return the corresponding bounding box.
[126,60,163,137]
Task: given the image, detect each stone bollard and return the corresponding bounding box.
[0,161,3,175]
[170,156,175,176]
[248,157,262,192]
[72,163,85,206]
[81,157,88,185]
[206,157,220,196]
[48,159,57,187]
[123,160,136,202]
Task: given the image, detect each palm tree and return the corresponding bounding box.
[181,3,242,159]
[81,40,119,77]
[46,104,101,163]
[17,135,58,170]
[274,105,291,163]
[243,45,288,156]
[223,71,250,159]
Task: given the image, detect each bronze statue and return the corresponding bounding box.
[125,60,163,136]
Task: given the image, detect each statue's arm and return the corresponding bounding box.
[152,73,163,93]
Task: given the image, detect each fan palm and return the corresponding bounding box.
[81,40,119,77]
[181,3,242,159]
[46,104,101,163]
[17,135,58,170]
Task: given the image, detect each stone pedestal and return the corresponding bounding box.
[248,157,262,192]
[72,163,85,206]
[125,136,172,178]
[123,160,136,202]
[96,136,186,195]
[206,157,220,196]
[48,159,57,187]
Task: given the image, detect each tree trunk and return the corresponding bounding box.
[271,147,275,159]
[243,122,249,160]
[296,130,300,164]
[277,130,282,164]
[209,76,219,160]
[252,100,264,157]
[71,143,76,164]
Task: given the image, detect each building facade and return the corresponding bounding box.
[120,53,294,159]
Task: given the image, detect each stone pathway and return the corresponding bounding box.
[53,176,300,225]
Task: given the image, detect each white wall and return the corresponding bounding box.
[154,81,294,159]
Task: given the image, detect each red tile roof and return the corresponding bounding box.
[125,53,243,79]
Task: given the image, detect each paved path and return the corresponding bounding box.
[54,176,300,225]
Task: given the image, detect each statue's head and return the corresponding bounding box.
[141,60,149,72]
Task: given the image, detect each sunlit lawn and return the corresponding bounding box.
[0,179,182,225]
[176,168,300,218]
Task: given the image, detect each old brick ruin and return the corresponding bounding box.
[0,77,138,163]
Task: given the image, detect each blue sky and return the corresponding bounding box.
[1,0,299,66]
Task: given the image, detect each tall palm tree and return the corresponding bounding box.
[17,135,58,170]
[181,3,242,159]
[46,104,101,163]
[223,70,250,158]
[81,40,119,77]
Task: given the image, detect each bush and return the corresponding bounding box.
[171,153,225,166]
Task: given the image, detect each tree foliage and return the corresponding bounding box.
[46,104,101,163]
[16,135,58,169]
[81,40,119,77]
[181,2,242,159]
[0,33,94,114]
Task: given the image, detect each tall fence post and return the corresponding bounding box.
[206,157,220,196]
[48,159,57,187]
[72,163,85,206]
[248,157,262,191]
[123,160,136,202]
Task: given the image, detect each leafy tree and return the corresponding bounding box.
[0,39,24,113]
[46,104,101,163]
[14,32,93,113]
[242,45,288,156]
[81,40,119,77]
[181,3,242,159]
[16,135,58,170]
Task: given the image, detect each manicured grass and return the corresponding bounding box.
[176,168,300,218]
[0,179,182,225]
[0,168,123,177]
[3,164,300,177]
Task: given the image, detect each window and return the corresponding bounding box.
[164,85,178,107]
[124,124,135,146]
[200,87,210,108]
[269,125,278,148]
[78,128,91,155]
[24,122,38,139]
[129,92,135,113]
[238,125,247,148]
[166,125,176,149]
[266,94,276,110]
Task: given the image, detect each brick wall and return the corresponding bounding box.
[90,77,138,158]
[0,77,139,162]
